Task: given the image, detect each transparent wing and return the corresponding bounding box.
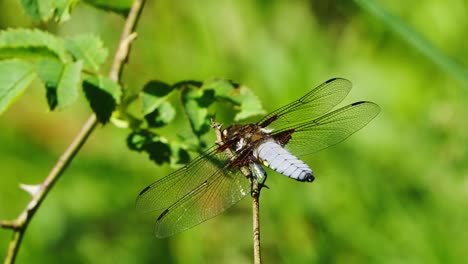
[136,146,223,213]
[154,166,249,238]
[257,78,352,130]
[273,101,380,157]
[136,146,250,238]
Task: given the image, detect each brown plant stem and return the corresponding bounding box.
[1,1,146,263]
[252,181,262,264]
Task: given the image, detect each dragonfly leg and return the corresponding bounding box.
[258,172,269,189]
[249,163,269,197]
[250,174,269,197]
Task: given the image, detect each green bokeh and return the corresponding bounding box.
[1,0,467,263]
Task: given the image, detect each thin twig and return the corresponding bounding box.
[110,0,145,82]
[1,1,146,263]
[252,180,262,264]
[0,221,16,230]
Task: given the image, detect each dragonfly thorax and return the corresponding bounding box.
[221,123,272,154]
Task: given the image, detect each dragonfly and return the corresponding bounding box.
[136,77,380,238]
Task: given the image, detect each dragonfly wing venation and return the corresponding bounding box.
[154,166,250,238]
[274,101,380,157]
[136,146,230,213]
[258,78,352,130]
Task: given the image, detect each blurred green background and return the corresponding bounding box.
[1,0,467,263]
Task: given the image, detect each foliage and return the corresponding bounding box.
[127,79,264,164]
[0,59,35,113]
[0,27,264,164]
[19,0,131,22]
[0,0,467,264]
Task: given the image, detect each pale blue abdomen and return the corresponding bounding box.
[253,139,314,182]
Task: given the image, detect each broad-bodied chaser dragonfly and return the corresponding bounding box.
[136,78,380,238]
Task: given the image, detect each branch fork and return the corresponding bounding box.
[1,1,146,263]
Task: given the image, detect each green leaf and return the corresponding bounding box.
[56,60,82,109]
[145,140,171,165]
[83,0,132,15]
[65,34,108,72]
[19,0,78,22]
[144,101,175,128]
[127,130,152,152]
[36,59,83,110]
[179,79,265,136]
[231,86,266,121]
[52,0,79,22]
[126,130,172,165]
[0,59,36,114]
[83,76,122,123]
[19,0,53,21]
[0,28,69,62]
[203,79,239,103]
[169,144,190,167]
[181,87,210,137]
[204,79,266,121]
[36,58,63,110]
[141,80,174,115]
[172,80,203,90]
